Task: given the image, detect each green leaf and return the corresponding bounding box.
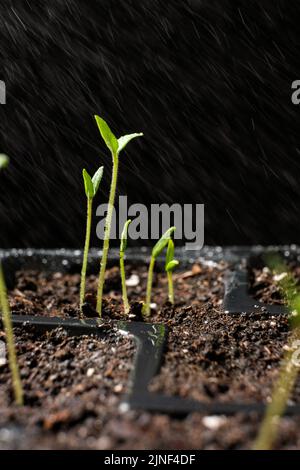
[94,115,118,155]
[152,227,176,259]
[82,169,94,199]
[0,154,9,170]
[92,166,104,196]
[120,219,132,253]
[166,260,179,273]
[117,133,143,153]
[165,239,175,269]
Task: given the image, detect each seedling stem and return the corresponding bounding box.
[165,239,179,304]
[167,271,174,304]
[0,155,23,405]
[144,256,156,317]
[253,254,300,449]
[120,219,132,315]
[80,166,103,312]
[0,264,23,405]
[96,153,119,315]
[80,197,93,310]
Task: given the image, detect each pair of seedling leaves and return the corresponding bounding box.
[156,228,179,273]
[121,221,178,271]
[82,116,143,199]
[151,227,179,271]
[165,237,179,273]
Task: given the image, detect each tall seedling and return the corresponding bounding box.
[94,116,142,316]
[80,166,104,311]
[120,219,132,315]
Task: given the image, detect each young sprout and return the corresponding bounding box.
[0,156,23,405]
[120,219,132,315]
[80,166,104,311]
[143,227,176,317]
[165,239,179,304]
[94,116,143,316]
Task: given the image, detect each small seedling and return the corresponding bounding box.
[0,154,9,169]
[143,227,176,317]
[165,239,179,304]
[80,166,104,311]
[120,219,132,315]
[254,255,300,450]
[94,115,143,316]
[0,156,23,405]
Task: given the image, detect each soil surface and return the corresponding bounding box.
[8,261,224,320]
[1,259,300,449]
[0,326,135,449]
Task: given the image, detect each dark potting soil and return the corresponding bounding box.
[1,260,300,449]
[0,327,135,445]
[249,254,300,306]
[8,261,224,320]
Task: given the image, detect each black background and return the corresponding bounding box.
[0,0,299,248]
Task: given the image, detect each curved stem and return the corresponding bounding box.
[253,332,300,450]
[96,153,119,316]
[120,253,129,315]
[167,271,174,304]
[143,256,155,317]
[80,197,93,312]
[0,263,23,406]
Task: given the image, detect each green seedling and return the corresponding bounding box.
[165,239,179,304]
[253,255,300,450]
[143,227,176,317]
[0,157,23,405]
[120,219,132,315]
[94,115,143,316]
[80,166,104,311]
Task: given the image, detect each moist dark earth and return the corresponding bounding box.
[250,253,300,305]
[1,260,300,449]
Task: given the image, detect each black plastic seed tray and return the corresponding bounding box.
[0,246,300,416]
[223,247,294,315]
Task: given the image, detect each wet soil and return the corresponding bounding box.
[1,259,300,449]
